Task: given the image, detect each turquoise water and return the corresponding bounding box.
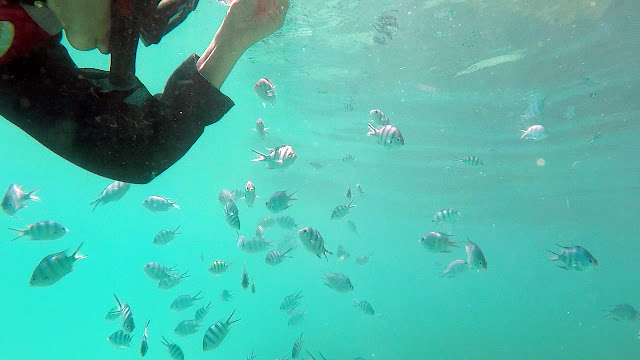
[2,0,640,359]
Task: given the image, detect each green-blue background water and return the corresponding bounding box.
[1,0,639,359]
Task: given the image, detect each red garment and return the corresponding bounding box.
[0,3,53,65]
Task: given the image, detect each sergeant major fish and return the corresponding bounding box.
[10,221,68,241]
[432,209,461,225]
[238,236,272,253]
[369,109,391,127]
[29,243,86,287]
[277,215,298,229]
[441,259,468,278]
[1,184,39,216]
[280,291,303,313]
[265,248,293,265]
[466,238,487,271]
[251,145,297,170]
[140,320,150,357]
[323,273,353,292]
[266,190,296,213]
[220,290,233,301]
[161,337,185,360]
[174,319,201,336]
[366,124,404,148]
[255,118,269,139]
[142,196,179,212]
[241,264,250,290]
[292,333,304,359]
[298,227,333,260]
[547,245,598,271]
[158,271,190,289]
[224,200,241,230]
[208,260,230,275]
[153,226,181,245]
[170,291,203,311]
[353,299,375,316]
[242,181,258,209]
[111,294,135,333]
[331,200,356,220]
[254,77,276,107]
[90,181,130,212]
[143,262,176,281]
[419,232,457,252]
[603,304,640,322]
[107,330,133,348]
[202,310,240,351]
[194,302,212,323]
[355,253,373,265]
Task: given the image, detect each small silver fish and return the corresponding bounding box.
[161,337,185,360]
[342,154,356,163]
[238,236,272,253]
[266,190,296,213]
[590,131,603,144]
[288,309,306,327]
[265,248,293,265]
[90,181,130,212]
[194,302,212,323]
[107,330,133,348]
[520,124,548,141]
[250,281,256,294]
[153,226,181,245]
[366,124,404,148]
[258,216,277,228]
[142,195,179,212]
[170,291,203,311]
[298,227,333,260]
[218,189,237,205]
[331,200,356,220]
[224,200,241,230]
[158,271,190,289]
[418,232,457,252]
[202,310,240,351]
[441,259,468,278]
[292,333,304,359]
[346,220,359,236]
[603,304,640,322]
[143,262,176,281]
[254,77,276,107]
[29,243,86,287]
[369,109,391,126]
[242,181,258,209]
[251,145,297,170]
[356,184,364,196]
[432,209,461,225]
[241,264,250,290]
[355,253,372,265]
[548,245,598,271]
[353,300,375,316]
[140,320,150,357]
[465,238,487,271]
[277,215,298,229]
[208,260,230,275]
[174,319,201,336]
[10,220,68,241]
[280,291,303,313]
[255,118,269,139]
[456,156,483,166]
[346,187,352,199]
[112,294,135,333]
[323,273,353,292]
[1,184,39,216]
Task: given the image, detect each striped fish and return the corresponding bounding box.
[330,200,356,220]
[28,243,86,287]
[280,291,303,313]
[238,236,272,253]
[107,330,133,348]
[158,270,190,289]
[90,181,130,212]
[153,226,181,245]
[10,220,68,241]
[174,319,201,336]
[142,195,179,212]
[194,302,212,323]
[202,310,240,351]
[323,273,353,292]
[250,281,256,294]
[220,290,233,301]
[241,264,250,290]
[455,156,483,166]
[140,320,150,357]
[432,209,461,224]
[342,154,356,163]
[265,248,293,265]
[258,216,277,228]
[161,337,185,360]
[353,300,375,316]
[251,145,297,170]
[105,307,120,321]
[418,232,457,252]
[112,294,135,333]
[1,184,39,216]
[346,220,359,236]
[170,291,203,311]
[346,187,352,199]
[298,227,333,260]
[266,190,296,213]
[355,253,372,265]
[366,123,404,148]
[143,262,175,281]
[370,109,391,126]
[224,200,241,230]
[306,160,323,170]
[208,260,230,275]
[255,225,265,239]
[218,189,241,205]
[277,215,298,229]
[292,333,304,358]
[590,131,603,144]
[288,309,306,327]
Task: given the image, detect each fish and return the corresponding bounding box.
[174,319,201,336]
[266,190,296,213]
[355,253,373,265]
[224,200,241,230]
[342,154,356,163]
[265,248,293,265]
[603,304,640,322]
[432,209,461,225]
[456,156,483,166]
[107,330,133,348]
[307,160,323,170]
[1,184,39,216]
[220,290,233,302]
[111,294,135,333]
[277,215,299,229]
[158,270,190,289]
[251,145,297,170]
[366,124,404,148]
[140,320,150,357]
[346,220,359,236]
[218,189,237,205]
[356,184,364,196]
[418,232,457,252]
[465,238,488,271]
[292,333,304,359]
[331,200,356,220]
[208,260,230,275]
[29,243,86,287]
[288,309,306,327]
[161,337,185,360]
[237,236,272,253]
[323,273,354,292]
[455,49,526,77]
[143,262,175,281]
[280,291,303,313]
[241,264,250,290]
[336,245,350,261]
[547,245,598,271]
[242,181,258,209]
[142,196,179,212]
[369,109,391,126]
[170,291,203,311]
[10,220,68,241]
[194,302,212,323]
[354,300,375,316]
[153,226,181,245]
[255,225,265,239]
[255,118,269,139]
[590,131,603,144]
[520,124,549,141]
[250,281,256,294]
[258,216,277,228]
[254,77,276,107]
[202,310,240,351]
[298,227,333,260]
[441,259,468,278]
[105,307,120,321]
[522,93,544,121]
[90,181,130,212]
[345,187,352,199]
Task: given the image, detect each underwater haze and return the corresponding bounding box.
[1,0,640,359]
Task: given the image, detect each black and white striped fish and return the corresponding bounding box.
[107,330,133,348]
[143,262,175,281]
[174,319,201,336]
[456,156,483,166]
[323,273,353,293]
[237,236,272,253]
[288,309,306,327]
[224,200,241,230]
[28,243,86,287]
[366,123,404,148]
[251,145,297,170]
[330,200,356,220]
[220,290,233,301]
[418,232,457,252]
[140,320,150,357]
[153,226,181,245]
[292,333,304,358]
[112,294,135,333]
[277,215,298,229]
[158,271,190,289]
[298,227,333,260]
[354,300,375,316]
[208,260,230,275]
[370,109,391,126]
[241,264,250,290]
[255,225,265,239]
[142,195,179,212]
[194,302,212,323]
[307,160,323,170]
[342,154,356,163]
[170,291,203,311]
[90,181,130,212]
[265,248,293,265]
[161,337,185,360]
[590,131,603,144]
[432,208,461,224]
[2,184,39,216]
[280,291,303,313]
[10,220,68,241]
[202,310,240,351]
[266,190,296,213]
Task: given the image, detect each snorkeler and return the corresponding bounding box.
[0,0,290,183]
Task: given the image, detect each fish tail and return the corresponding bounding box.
[72,242,87,261]
[25,187,40,202]
[171,199,180,209]
[520,130,527,139]
[113,294,123,309]
[251,149,268,162]
[366,123,377,136]
[353,299,359,306]
[8,228,26,241]
[174,225,181,234]
[89,197,101,212]
[546,249,560,261]
[282,248,293,257]
[193,291,203,301]
[227,309,240,325]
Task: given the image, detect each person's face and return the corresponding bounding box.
[47,0,112,53]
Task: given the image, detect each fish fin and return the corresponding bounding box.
[555,264,570,270]
[173,225,181,234]
[251,149,268,162]
[89,197,101,212]
[72,242,87,261]
[264,127,269,133]
[366,123,377,136]
[171,200,180,209]
[8,228,26,241]
[520,130,527,139]
[25,188,40,202]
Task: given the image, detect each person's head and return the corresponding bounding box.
[46,0,112,53]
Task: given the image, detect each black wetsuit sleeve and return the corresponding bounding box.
[0,35,234,184]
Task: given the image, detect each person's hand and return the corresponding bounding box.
[217,0,291,53]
